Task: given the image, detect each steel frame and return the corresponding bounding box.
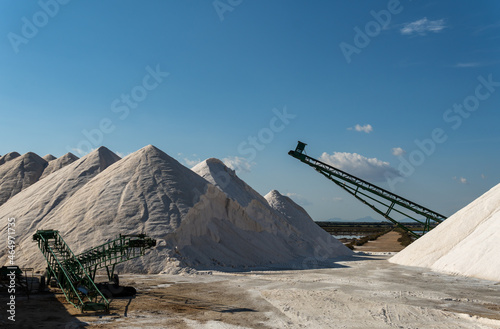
[289,142,446,238]
[33,230,156,312]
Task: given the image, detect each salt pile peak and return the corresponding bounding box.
[0,152,48,206]
[192,158,266,207]
[0,151,20,166]
[41,144,210,248]
[192,159,353,263]
[40,152,79,179]
[390,182,500,282]
[265,189,353,257]
[42,154,57,162]
[192,158,297,234]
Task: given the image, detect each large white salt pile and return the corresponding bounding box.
[0,145,351,274]
[190,159,352,268]
[390,182,500,282]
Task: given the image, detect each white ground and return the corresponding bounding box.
[62,253,500,329]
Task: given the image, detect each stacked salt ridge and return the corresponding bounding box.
[0,145,352,274]
[0,151,79,206]
[390,182,500,282]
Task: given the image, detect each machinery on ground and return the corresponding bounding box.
[33,230,156,312]
[289,141,446,238]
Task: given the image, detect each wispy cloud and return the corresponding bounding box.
[184,158,201,167]
[115,151,131,158]
[180,153,201,167]
[401,17,446,36]
[319,151,400,182]
[347,124,373,134]
[222,156,254,174]
[391,147,406,156]
[454,62,482,68]
[474,21,500,34]
[453,176,468,184]
[71,147,94,156]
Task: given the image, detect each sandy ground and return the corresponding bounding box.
[3,252,500,329]
[353,231,407,252]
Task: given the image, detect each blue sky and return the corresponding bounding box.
[1,0,499,221]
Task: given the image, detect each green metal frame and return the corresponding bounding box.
[33,230,156,313]
[33,230,109,312]
[75,234,156,282]
[289,142,447,238]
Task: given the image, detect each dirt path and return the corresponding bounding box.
[354,231,406,252]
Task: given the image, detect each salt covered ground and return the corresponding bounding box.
[15,253,500,329]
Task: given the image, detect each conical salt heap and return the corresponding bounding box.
[390,182,500,282]
[40,152,79,179]
[0,145,352,273]
[0,152,20,166]
[265,190,350,258]
[192,159,352,265]
[0,152,48,206]
[42,154,57,162]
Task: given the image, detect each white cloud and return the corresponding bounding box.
[401,17,446,36]
[222,156,254,174]
[319,152,400,182]
[115,151,132,158]
[71,147,94,156]
[454,62,482,68]
[348,124,373,133]
[184,158,201,167]
[391,147,406,156]
[453,176,468,184]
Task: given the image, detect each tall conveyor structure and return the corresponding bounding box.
[33,230,156,312]
[288,141,447,238]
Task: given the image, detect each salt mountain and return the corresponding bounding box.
[390,182,500,282]
[0,145,351,273]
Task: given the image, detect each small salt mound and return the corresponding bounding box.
[390,182,500,282]
[265,190,352,257]
[42,154,57,162]
[192,158,265,207]
[40,152,79,179]
[0,152,47,206]
[0,152,20,166]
